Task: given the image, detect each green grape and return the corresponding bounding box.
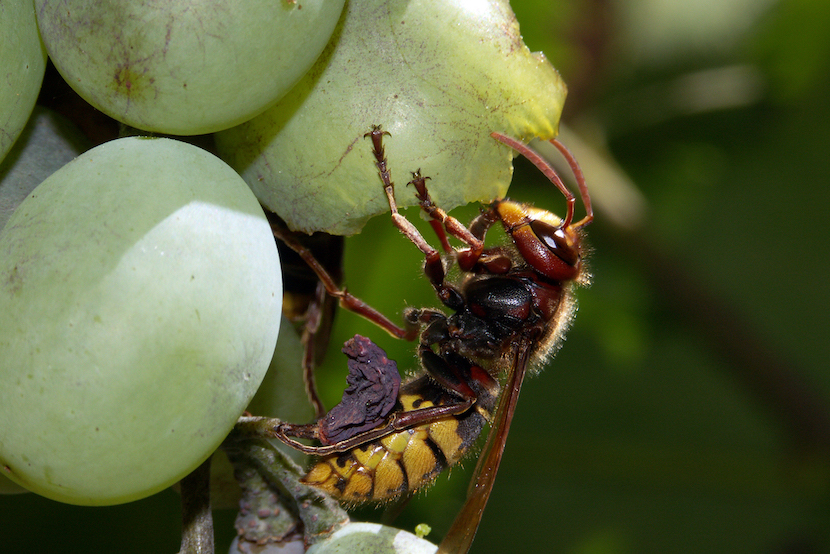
[0,0,47,163]
[0,108,86,499]
[215,0,567,235]
[0,137,282,506]
[305,523,438,554]
[35,0,346,135]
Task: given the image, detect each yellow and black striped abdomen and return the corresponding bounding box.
[302,375,496,502]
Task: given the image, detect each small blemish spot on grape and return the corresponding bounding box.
[110,64,151,102]
[6,266,23,295]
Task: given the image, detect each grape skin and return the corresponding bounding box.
[0,0,47,162]
[35,0,346,135]
[0,137,282,506]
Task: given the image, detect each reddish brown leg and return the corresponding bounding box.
[408,171,498,271]
[300,281,335,418]
[364,127,449,295]
[272,398,476,455]
[428,220,452,253]
[269,215,418,341]
[364,126,476,306]
[364,128,443,266]
[274,221,343,417]
[407,170,484,259]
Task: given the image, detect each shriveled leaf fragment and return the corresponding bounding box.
[216,0,567,235]
[318,335,401,444]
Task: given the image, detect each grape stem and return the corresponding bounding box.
[223,428,350,546]
[178,456,214,554]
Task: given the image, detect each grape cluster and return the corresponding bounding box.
[0,0,350,505]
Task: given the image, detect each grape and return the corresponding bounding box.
[0,108,88,496]
[35,0,346,135]
[228,523,439,554]
[215,0,567,235]
[0,0,47,163]
[305,522,438,554]
[0,137,282,505]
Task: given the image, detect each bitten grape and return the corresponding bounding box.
[215,0,567,234]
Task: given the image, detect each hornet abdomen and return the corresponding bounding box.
[302,375,496,502]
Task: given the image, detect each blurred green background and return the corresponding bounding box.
[3,0,829,552]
